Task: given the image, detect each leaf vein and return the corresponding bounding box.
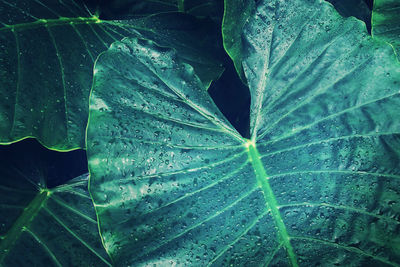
[291,236,400,267]
[25,227,62,267]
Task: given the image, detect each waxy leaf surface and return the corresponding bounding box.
[0,0,223,150]
[87,0,400,265]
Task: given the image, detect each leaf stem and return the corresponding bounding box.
[0,190,50,263]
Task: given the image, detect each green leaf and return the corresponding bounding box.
[87,0,400,265]
[372,0,400,60]
[0,0,223,151]
[222,0,373,83]
[123,12,225,89]
[222,0,255,84]
[0,149,110,266]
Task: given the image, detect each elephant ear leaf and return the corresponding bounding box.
[0,148,110,266]
[372,0,400,60]
[87,0,400,266]
[0,0,223,151]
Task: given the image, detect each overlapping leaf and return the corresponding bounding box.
[222,0,255,83]
[87,0,400,265]
[372,0,400,60]
[0,0,223,151]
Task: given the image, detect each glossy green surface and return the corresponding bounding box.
[372,0,400,60]
[0,0,223,151]
[0,172,110,266]
[87,0,400,265]
[222,0,255,83]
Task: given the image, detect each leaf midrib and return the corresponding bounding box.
[0,189,49,263]
[0,16,102,32]
[247,140,298,267]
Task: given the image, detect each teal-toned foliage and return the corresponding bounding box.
[87,0,400,265]
[1,0,400,266]
[372,0,400,60]
[0,0,223,150]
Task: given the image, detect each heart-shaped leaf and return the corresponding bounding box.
[87,0,400,265]
[372,0,400,60]
[0,0,223,151]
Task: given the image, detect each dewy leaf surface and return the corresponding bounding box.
[372,0,400,60]
[0,153,110,267]
[88,0,400,266]
[0,0,223,151]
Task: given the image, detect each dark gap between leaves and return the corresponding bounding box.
[0,139,88,188]
[208,62,251,139]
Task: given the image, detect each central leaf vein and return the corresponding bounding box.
[247,141,298,267]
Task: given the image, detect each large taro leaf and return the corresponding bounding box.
[0,146,110,266]
[0,0,223,151]
[372,0,400,60]
[87,0,400,265]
